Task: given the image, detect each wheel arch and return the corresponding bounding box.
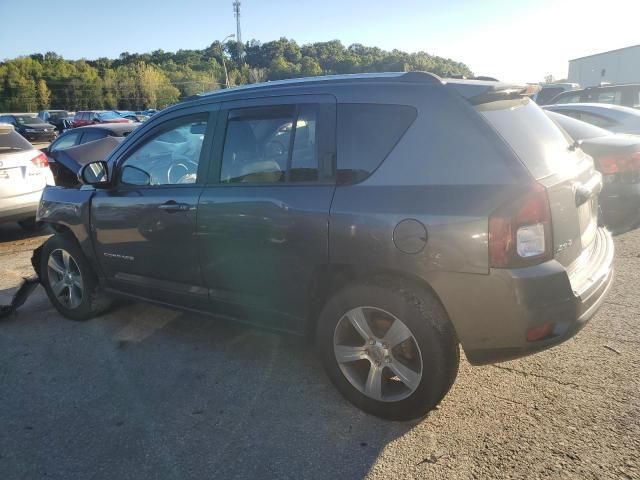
[306,264,458,341]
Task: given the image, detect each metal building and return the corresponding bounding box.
[568,45,640,87]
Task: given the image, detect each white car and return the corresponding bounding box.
[544,103,640,135]
[0,123,54,230]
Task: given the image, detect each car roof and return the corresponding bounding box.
[179,71,524,108]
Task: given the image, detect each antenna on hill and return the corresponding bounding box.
[233,1,243,63]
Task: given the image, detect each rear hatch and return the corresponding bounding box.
[0,128,47,197]
[472,93,601,268]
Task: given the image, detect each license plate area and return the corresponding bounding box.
[0,167,22,181]
[579,197,598,248]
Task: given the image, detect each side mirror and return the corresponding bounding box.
[79,160,110,186]
[121,165,151,186]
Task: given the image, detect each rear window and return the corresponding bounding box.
[337,103,417,184]
[546,111,610,140]
[536,87,564,105]
[97,111,122,120]
[0,129,33,152]
[477,98,576,179]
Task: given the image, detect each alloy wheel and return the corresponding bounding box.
[47,248,84,309]
[333,306,423,402]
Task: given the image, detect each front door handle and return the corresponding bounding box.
[158,200,191,213]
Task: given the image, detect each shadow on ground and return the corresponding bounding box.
[0,287,416,480]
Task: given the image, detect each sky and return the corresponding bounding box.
[0,0,637,83]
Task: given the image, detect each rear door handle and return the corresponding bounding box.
[158,200,191,213]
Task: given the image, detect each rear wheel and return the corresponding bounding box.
[40,234,111,321]
[316,278,459,421]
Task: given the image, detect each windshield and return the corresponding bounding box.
[97,111,122,120]
[545,110,610,140]
[14,115,42,125]
[49,112,69,120]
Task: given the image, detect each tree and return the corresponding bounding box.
[36,79,51,109]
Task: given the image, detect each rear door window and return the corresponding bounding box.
[337,103,417,184]
[220,103,333,184]
[50,131,82,151]
[80,129,107,144]
[596,89,622,105]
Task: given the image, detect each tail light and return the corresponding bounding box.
[489,183,553,268]
[31,152,49,168]
[596,152,640,183]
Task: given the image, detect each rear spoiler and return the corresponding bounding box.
[445,80,535,105]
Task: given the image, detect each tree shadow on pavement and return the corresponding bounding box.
[0,292,417,480]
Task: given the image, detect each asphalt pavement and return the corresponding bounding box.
[0,223,638,480]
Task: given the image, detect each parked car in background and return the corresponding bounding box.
[0,123,53,230]
[548,83,640,109]
[534,83,580,106]
[544,103,640,134]
[547,111,640,234]
[116,111,149,122]
[71,110,132,128]
[34,72,614,420]
[0,114,57,142]
[42,123,139,186]
[37,110,72,133]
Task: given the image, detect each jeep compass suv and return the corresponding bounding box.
[34,72,614,420]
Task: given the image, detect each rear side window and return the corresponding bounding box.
[337,103,417,184]
[0,129,32,152]
[81,130,107,144]
[555,92,581,104]
[596,89,622,105]
[477,98,577,179]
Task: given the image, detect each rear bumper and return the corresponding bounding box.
[432,228,615,365]
[0,190,42,223]
[600,182,640,234]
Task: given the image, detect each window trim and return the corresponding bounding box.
[208,94,337,187]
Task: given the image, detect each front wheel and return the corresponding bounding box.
[316,278,459,421]
[40,234,112,321]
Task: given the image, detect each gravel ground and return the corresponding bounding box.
[0,223,638,480]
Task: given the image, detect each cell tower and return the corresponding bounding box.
[233,1,242,62]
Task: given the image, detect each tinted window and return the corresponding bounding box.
[81,112,91,121]
[0,129,33,152]
[80,130,107,144]
[574,111,617,129]
[50,131,82,151]
[477,98,578,179]
[596,89,622,105]
[221,104,328,184]
[121,114,207,186]
[97,111,122,121]
[546,111,610,140]
[536,87,564,105]
[337,103,417,184]
[555,92,581,104]
[14,115,41,125]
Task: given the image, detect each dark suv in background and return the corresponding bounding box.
[35,72,614,420]
[549,83,640,109]
[0,114,57,142]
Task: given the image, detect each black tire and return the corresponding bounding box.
[40,234,112,321]
[316,277,459,421]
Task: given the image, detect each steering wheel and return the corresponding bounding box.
[167,155,198,184]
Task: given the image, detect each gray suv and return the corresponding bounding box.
[34,72,614,420]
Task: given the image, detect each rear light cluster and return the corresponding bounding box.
[30,152,49,168]
[596,152,640,183]
[489,183,553,268]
